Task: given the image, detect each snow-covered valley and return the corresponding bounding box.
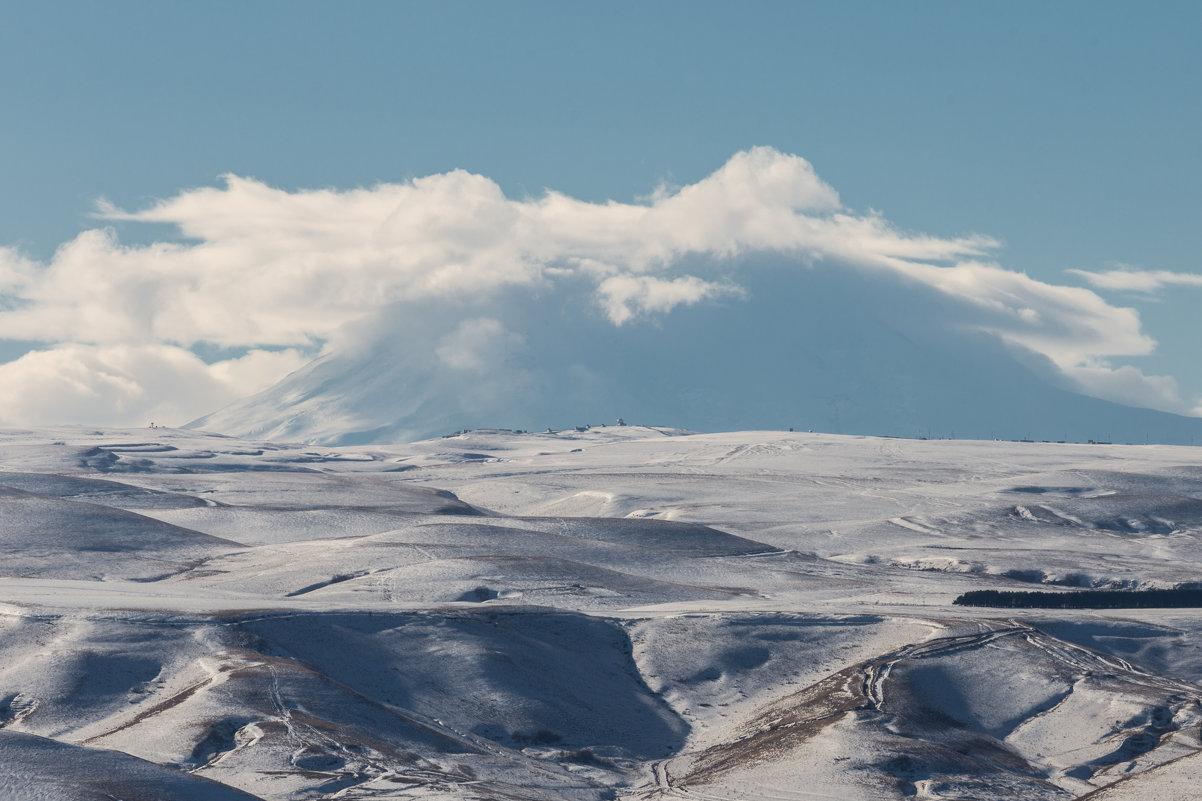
[4,424,1202,799]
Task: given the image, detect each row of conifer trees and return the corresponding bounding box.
[953,587,1202,609]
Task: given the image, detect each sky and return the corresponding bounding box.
[1,1,1200,428]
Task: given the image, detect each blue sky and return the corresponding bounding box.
[1,1,1200,427]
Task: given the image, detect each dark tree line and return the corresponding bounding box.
[953,588,1202,609]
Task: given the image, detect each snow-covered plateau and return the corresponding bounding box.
[4,423,1202,800]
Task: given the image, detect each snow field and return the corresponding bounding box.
[2,426,1202,798]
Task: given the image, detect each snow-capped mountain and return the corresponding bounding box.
[189,263,1202,445]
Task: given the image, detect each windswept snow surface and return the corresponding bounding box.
[3,424,1202,799]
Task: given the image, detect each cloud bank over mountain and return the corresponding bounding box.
[0,148,1191,429]
[190,263,1202,446]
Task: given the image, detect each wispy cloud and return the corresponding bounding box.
[1069,267,1202,293]
[0,147,1190,425]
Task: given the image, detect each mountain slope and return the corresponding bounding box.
[189,263,1202,445]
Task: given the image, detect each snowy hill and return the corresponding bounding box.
[6,425,1202,798]
[188,264,1202,446]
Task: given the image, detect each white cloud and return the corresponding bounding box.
[1059,361,1186,415]
[891,260,1155,365]
[0,345,307,427]
[0,146,1192,423]
[435,318,525,371]
[1069,267,1202,293]
[0,148,997,350]
[597,275,743,325]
